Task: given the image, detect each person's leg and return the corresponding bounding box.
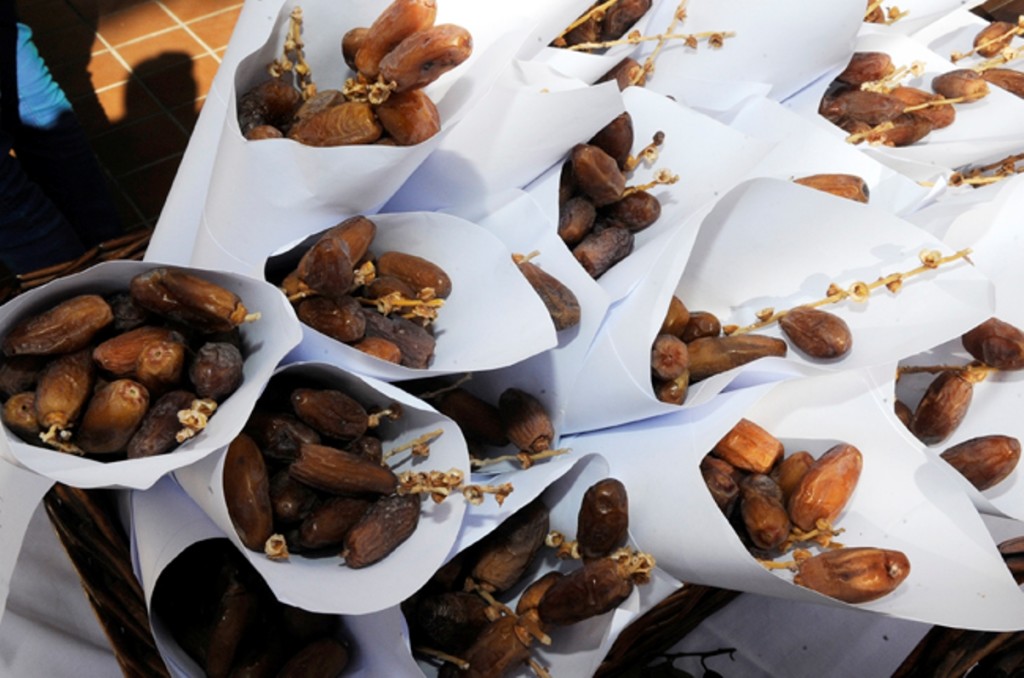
[0,131,88,274]
[12,22,123,247]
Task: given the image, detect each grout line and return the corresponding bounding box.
[117,151,184,181]
[153,0,225,63]
[99,37,193,139]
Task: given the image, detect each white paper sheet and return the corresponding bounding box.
[0,459,53,627]
[281,210,557,381]
[569,369,1024,630]
[0,261,302,489]
[174,361,469,615]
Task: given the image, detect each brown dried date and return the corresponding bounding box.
[92,326,180,377]
[136,339,186,394]
[597,57,646,89]
[376,251,452,298]
[415,591,491,654]
[940,434,1021,491]
[771,450,814,505]
[245,411,320,463]
[287,101,383,146]
[910,371,973,445]
[982,68,1024,98]
[365,275,416,300]
[2,392,39,441]
[470,499,549,593]
[687,335,788,382]
[932,69,990,102]
[297,296,366,344]
[589,112,633,170]
[375,89,441,146]
[434,387,508,448]
[961,317,1024,370]
[75,379,150,454]
[712,418,784,474]
[516,259,581,331]
[269,470,319,525]
[355,0,438,80]
[792,174,870,203]
[819,89,904,126]
[223,433,274,551]
[290,443,397,495]
[836,52,894,86]
[680,310,721,342]
[127,390,197,459]
[779,306,853,360]
[576,478,629,559]
[130,268,251,334]
[379,24,473,93]
[889,86,956,129]
[291,388,367,441]
[739,474,791,552]
[353,336,403,363]
[498,388,554,454]
[3,294,113,357]
[571,144,626,207]
[106,291,150,332]
[453,614,530,678]
[298,496,374,550]
[515,571,563,617]
[237,78,302,137]
[558,196,597,246]
[0,355,43,398]
[276,637,350,678]
[660,296,690,338]
[599,0,652,41]
[651,333,689,381]
[34,349,95,434]
[700,455,740,515]
[189,342,244,401]
[343,493,421,568]
[537,557,633,626]
[342,27,368,70]
[573,226,634,279]
[601,190,661,232]
[787,443,863,531]
[974,21,1017,58]
[794,546,910,603]
[361,310,436,369]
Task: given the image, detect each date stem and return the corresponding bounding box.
[971,44,1024,73]
[268,7,316,99]
[528,658,554,678]
[175,398,218,443]
[782,519,845,552]
[726,248,973,336]
[860,61,925,93]
[470,447,570,471]
[564,29,734,53]
[623,131,666,172]
[896,362,996,382]
[622,168,679,197]
[413,646,470,671]
[384,429,444,464]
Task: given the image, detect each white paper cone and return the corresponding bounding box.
[193,0,532,274]
[571,369,1024,630]
[173,362,469,615]
[784,32,1024,182]
[280,211,557,381]
[0,261,301,490]
[130,477,422,677]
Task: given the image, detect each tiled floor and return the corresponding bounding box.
[21,0,242,231]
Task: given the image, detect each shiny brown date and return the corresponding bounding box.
[355,0,438,80]
[379,24,473,93]
[342,493,421,568]
[739,474,791,552]
[127,389,197,458]
[570,144,626,207]
[290,443,396,495]
[787,443,863,531]
[375,89,441,145]
[794,547,910,603]
[941,434,1021,491]
[779,306,853,360]
[3,294,113,357]
[713,418,784,474]
[537,557,633,626]
[291,388,368,441]
[577,478,629,559]
[961,317,1024,370]
[471,499,549,593]
[498,388,554,454]
[910,371,973,445]
[573,226,634,279]
[223,433,274,551]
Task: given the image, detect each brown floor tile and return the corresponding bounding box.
[31,22,106,68]
[141,54,219,108]
[185,6,241,51]
[160,0,242,23]
[17,0,90,37]
[91,113,188,176]
[116,154,183,220]
[114,27,208,75]
[97,1,176,47]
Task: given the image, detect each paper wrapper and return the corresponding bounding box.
[725,95,937,217]
[420,453,683,678]
[0,261,301,490]
[784,32,1024,182]
[278,210,557,381]
[173,361,469,615]
[637,0,864,102]
[526,86,772,302]
[130,477,422,677]
[570,368,1024,630]
[384,62,626,212]
[189,0,532,276]
[436,189,611,445]
[559,177,993,434]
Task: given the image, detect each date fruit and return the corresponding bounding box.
[343,493,421,568]
[224,433,274,551]
[75,379,150,454]
[355,0,438,80]
[787,443,863,531]
[3,294,113,357]
[940,434,1021,491]
[910,371,973,445]
[130,268,251,334]
[498,388,554,454]
[712,418,784,474]
[537,557,633,626]
[779,306,853,360]
[516,259,581,331]
[794,546,910,603]
[379,24,473,93]
[739,474,791,552]
[577,478,629,559]
[932,69,990,102]
[793,174,870,203]
[290,443,397,495]
[961,317,1024,370]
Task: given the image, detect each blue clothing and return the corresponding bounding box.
[1,19,122,274]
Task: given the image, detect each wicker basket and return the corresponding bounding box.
[9,229,1023,677]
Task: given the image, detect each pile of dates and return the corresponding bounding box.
[896,316,1024,492]
[0,267,252,459]
[225,373,429,568]
[153,539,351,677]
[273,215,450,369]
[405,477,651,677]
[955,20,1024,99]
[819,51,990,146]
[559,112,665,279]
[238,0,472,146]
[650,295,790,405]
[701,418,911,603]
[551,0,653,50]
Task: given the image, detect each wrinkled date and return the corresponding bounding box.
[238,0,471,146]
[576,478,629,559]
[275,214,448,369]
[0,268,253,459]
[794,547,911,603]
[940,435,1021,491]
